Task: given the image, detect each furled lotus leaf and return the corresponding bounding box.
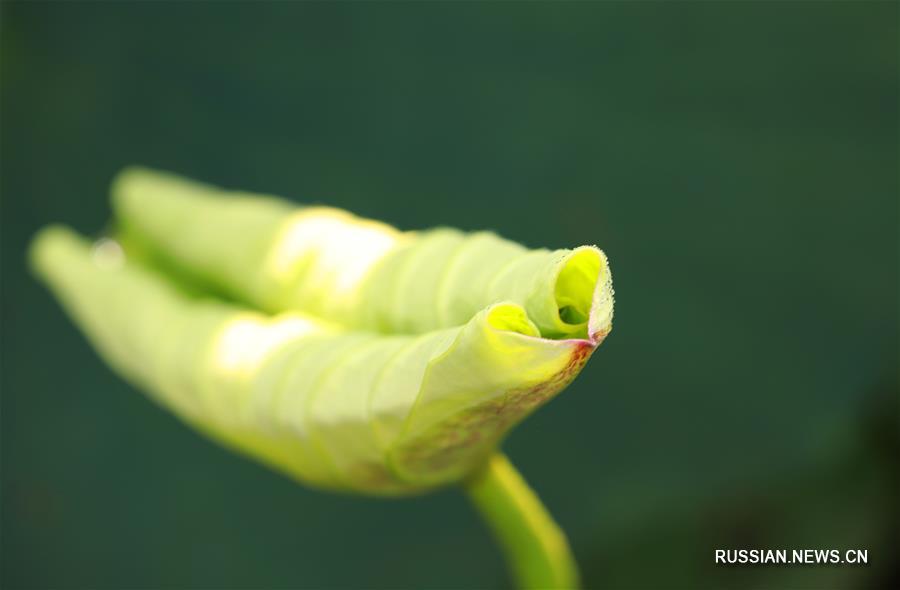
[29,171,613,496]
[112,168,613,340]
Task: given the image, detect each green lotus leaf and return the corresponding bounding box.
[112,167,613,340]
[30,223,612,495]
[30,170,616,587]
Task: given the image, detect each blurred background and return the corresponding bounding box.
[1,2,897,589]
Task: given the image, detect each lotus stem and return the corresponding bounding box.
[465,453,580,590]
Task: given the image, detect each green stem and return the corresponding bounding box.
[464,453,580,589]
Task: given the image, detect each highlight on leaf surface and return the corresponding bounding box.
[29,169,614,496]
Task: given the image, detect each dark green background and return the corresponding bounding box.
[1,2,897,589]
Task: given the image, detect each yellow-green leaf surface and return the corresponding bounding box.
[113,168,613,340]
[30,171,614,496]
